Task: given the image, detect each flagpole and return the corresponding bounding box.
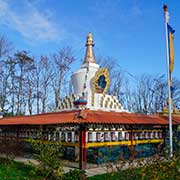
[163,4,173,157]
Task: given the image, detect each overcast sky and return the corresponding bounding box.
[0,0,179,79]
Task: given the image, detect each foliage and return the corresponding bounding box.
[89,152,180,180]
[1,146,180,180]
[0,157,42,180]
[30,136,64,180]
[63,169,87,180]
[88,168,141,180]
[0,157,88,180]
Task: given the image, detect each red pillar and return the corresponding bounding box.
[79,126,86,170]
[129,129,134,161]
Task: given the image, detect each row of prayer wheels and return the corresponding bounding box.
[0,130,163,143]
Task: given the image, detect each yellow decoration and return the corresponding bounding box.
[86,139,163,148]
[91,68,110,106]
[169,33,174,73]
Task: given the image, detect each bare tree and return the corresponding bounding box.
[152,75,167,113]
[25,70,36,115]
[97,56,116,72]
[34,59,41,114]
[0,36,12,112]
[110,69,124,101]
[6,57,16,114]
[122,78,133,112]
[39,56,52,113]
[131,74,175,114]
[14,51,35,115]
[132,74,157,114]
[50,47,75,110]
[172,78,180,109]
[0,62,10,111]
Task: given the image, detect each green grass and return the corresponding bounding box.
[1,157,180,180]
[0,158,42,180]
[88,161,180,180]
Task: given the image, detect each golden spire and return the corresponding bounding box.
[84,33,96,64]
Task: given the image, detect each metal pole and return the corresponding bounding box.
[163,4,173,157]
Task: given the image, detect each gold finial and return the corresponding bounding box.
[162,100,168,113]
[84,33,96,64]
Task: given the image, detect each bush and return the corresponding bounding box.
[89,153,180,180]
[30,136,63,180]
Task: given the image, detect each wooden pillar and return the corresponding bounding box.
[79,125,86,170]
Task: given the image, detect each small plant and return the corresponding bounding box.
[30,132,64,180]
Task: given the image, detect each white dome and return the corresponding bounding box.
[71,63,99,95]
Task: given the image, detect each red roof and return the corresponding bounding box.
[0,110,79,125]
[0,110,177,126]
[171,116,180,124]
[86,111,171,125]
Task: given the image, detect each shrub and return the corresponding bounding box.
[30,136,63,180]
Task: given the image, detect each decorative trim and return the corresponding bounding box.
[91,68,110,106]
[86,139,163,148]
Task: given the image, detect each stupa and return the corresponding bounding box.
[61,33,125,112]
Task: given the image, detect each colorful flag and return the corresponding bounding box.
[167,24,175,73]
[163,3,174,158]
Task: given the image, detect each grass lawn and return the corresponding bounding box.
[88,161,180,180]
[0,158,42,180]
[0,157,180,180]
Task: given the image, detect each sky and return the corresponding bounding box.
[0,0,179,79]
